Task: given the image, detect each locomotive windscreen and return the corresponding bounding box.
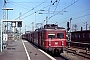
[57,33,64,39]
[48,34,55,38]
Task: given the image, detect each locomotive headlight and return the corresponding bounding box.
[55,42,58,45]
[49,44,51,46]
[62,41,64,46]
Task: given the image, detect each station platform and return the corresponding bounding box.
[0,39,56,60]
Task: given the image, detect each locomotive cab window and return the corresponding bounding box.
[57,33,64,38]
[48,34,55,38]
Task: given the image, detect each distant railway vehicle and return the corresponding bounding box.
[70,30,90,48]
[22,24,66,55]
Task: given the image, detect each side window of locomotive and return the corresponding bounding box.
[57,33,64,38]
[48,34,55,38]
[89,33,90,38]
[83,33,85,38]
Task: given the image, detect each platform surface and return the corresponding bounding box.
[0,39,55,60]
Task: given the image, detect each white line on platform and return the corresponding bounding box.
[22,40,31,60]
[38,49,56,60]
[23,40,28,42]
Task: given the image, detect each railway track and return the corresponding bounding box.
[61,47,90,60]
[54,55,69,60]
[48,52,69,60]
[46,46,90,60]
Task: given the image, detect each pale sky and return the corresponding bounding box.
[0,0,90,32]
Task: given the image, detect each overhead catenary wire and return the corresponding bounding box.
[8,0,49,10]
[14,0,48,20]
[9,0,59,20]
[60,13,90,27]
[20,4,52,20]
[8,2,32,10]
[59,8,90,25]
[48,0,79,19]
[8,1,33,10]
[20,0,60,20]
[20,0,61,20]
[64,8,90,20]
[47,0,61,18]
[7,1,50,3]
[52,0,60,14]
[73,13,90,20]
[7,0,89,25]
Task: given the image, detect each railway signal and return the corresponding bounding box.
[67,22,70,31]
[17,21,22,27]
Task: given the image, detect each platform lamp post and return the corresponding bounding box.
[2,8,13,32]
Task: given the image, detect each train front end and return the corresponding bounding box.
[44,28,66,54]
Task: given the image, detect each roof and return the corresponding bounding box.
[71,30,90,33]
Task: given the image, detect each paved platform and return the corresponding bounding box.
[0,39,56,60]
[0,40,28,60]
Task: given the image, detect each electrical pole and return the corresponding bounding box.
[46,16,48,24]
[35,12,36,24]
[70,18,72,41]
[25,25,26,33]
[31,22,34,31]
[19,12,21,40]
[74,24,77,31]
[34,12,36,29]
[3,0,6,36]
[86,22,88,30]
[3,0,6,20]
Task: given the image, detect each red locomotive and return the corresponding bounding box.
[22,24,66,54]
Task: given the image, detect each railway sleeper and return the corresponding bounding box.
[67,49,90,59]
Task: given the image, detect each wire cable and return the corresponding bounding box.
[9,1,32,10]
[8,2,32,10]
[49,0,79,19]
[53,0,60,14]
[14,0,48,20]
[59,13,90,26]
[20,0,60,20]
[64,8,90,20]
[60,8,90,24]
[73,13,90,20]
[21,4,52,20]
[7,1,49,3]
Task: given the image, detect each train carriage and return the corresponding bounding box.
[70,30,90,48]
[22,24,66,54]
[33,30,39,46]
[71,30,90,43]
[33,24,66,54]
